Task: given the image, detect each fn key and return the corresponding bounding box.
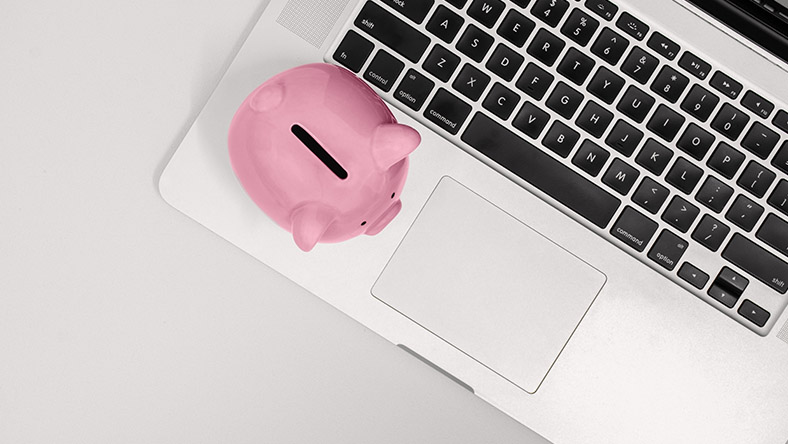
[333,30,374,73]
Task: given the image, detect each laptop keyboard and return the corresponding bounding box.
[326,0,788,335]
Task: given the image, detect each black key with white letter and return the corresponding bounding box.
[561,8,599,46]
[497,9,535,47]
[461,113,622,228]
[603,159,639,195]
[364,50,405,92]
[572,140,610,177]
[648,230,687,271]
[723,234,788,294]
[587,67,625,105]
[453,64,491,101]
[516,63,554,100]
[468,0,506,28]
[591,27,629,65]
[632,177,669,214]
[424,88,472,135]
[426,5,465,43]
[662,195,699,233]
[483,83,520,120]
[456,25,494,62]
[707,142,744,179]
[692,214,730,252]
[527,28,566,66]
[333,30,374,73]
[611,206,658,252]
[487,43,524,81]
[394,69,435,110]
[542,120,580,157]
[513,101,550,139]
[605,119,643,156]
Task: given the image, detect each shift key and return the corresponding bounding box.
[723,234,788,294]
[355,2,431,63]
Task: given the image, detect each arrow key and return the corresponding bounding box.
[678,262,709,289]
[716,266,749,295]
[738,299,770,328]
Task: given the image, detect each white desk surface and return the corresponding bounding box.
[1,1,534,442]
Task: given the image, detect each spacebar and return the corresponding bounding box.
[461,113,621,228]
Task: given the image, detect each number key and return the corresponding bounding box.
[591,27,629,65]
[561,8,599,46]
[680,84,719,122]
[651,65,689,104]
[620,47,659,84]
[711,103,750,140]
[531,0,570,27]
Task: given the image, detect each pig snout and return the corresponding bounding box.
[364,200,402,236]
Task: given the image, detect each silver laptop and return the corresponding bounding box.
[159,0,788,442]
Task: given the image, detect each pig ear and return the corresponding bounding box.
[290,203,336,252]
[249,83,284,113]
[371,123,420,170]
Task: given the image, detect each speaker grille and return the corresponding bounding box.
[276,0,351,48]
[779,318,788,345]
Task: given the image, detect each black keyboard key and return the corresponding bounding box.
[711,103,750,140]
[557,48,596,85]
[620,47,659,84]
[726,195,764,232]
[497,9,536,47]
[708,284,739,309]
[737,161,776,198]
[426,5,465,43]
[561,8,600,47]
[662,195,700,233]
[423,45,461,82]
[651,65,689,104]
[452,64,491,101]
[602,158,640,195]
[379,0,435,24]
[647,32,680,60]
[576,100,613,138]
[666,157,703,194]
[516,63,554,100]
[423,88,472,135]
[355,2,431,63]
[585,0,618,21]
[741,90,774,119]
[678,51,711,80]
[456,25,495,62]
[587,66,625,104]
[648,230,688,271]
[632,177,669,214]
[707,142,745,179]
[487,43,525,81]
[679,262,709,289]
[757,213,788,258]
[605,119,643,156]
[591,27,629,65]
[615,11,649,41]
[483,82,521,120]
[468,0,506,28]
[636,138,673,175]
[513,101,551,139]
[617,85,655,123]
[709,71,743,100]
[676,123,715,160]
[741,122,780,159]
[773,142,788,175]
[531,0,570,27]
[723,233,788,294]
[542,120,580,157]
[573,140,610,176]
[461,113,622,228]
[395,69,435,110]
[333,30,375,73]
[446,0,469,8]
[680,84,719,123]
[773,110,788,134]
[527,28,566,66]
[692,214,730,252]
[546,82,584,119]
[364,50,405,92]
[647,104,685,143]
[738,300,770,328]
[611,206,658,252]
[716,267,749,295]
[769,180,788,216]
[696,176,734,213]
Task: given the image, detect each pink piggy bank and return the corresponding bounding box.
[228,63,421,252]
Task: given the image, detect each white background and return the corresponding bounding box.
[1,1,535,442]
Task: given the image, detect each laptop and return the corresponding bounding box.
[159,0,788,442]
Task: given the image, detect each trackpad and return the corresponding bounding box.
[372,177,606,393]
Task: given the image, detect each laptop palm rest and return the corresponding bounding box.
[372,177,607,393]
